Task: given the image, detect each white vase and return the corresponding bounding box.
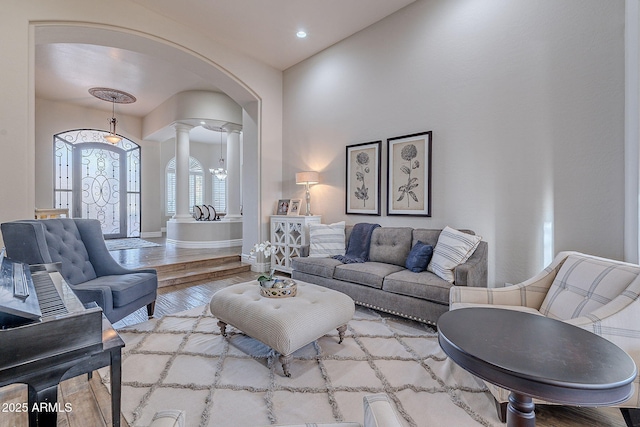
[259,279,275,288]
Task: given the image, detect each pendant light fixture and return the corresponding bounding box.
[210,129,227,180]
[88,87,137,145]
[104,96,122,144]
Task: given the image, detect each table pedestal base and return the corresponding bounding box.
[507,392,535,427]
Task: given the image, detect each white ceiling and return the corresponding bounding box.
[131,0,415,71]
[35,43,221,118]
[35,1,415,140]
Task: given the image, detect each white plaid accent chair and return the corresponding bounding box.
[449,251,640,426]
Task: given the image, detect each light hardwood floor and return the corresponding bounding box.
[0,241,630,427]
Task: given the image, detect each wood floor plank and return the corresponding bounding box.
[59,376,107,427]
[88,373,128,427]
[0,384,29,427]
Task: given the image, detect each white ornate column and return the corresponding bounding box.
[172,123,194,222]
[223,124,242,218]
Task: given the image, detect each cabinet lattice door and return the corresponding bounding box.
[270,215,321,273]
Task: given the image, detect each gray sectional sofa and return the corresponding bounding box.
[291,226,488,326]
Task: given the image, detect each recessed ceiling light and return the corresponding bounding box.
[296,31,307,38]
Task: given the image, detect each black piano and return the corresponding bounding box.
[0,258,123,427]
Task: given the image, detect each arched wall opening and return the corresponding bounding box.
[32,22,263,256]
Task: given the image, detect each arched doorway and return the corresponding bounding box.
[54,129,141,238]
[34,23,264,252]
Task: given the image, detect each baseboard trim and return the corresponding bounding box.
[165,238,243,249]
[140,231,163,238]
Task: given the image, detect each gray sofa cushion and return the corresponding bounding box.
[411,229,441,247]
[292,256,343,279]
[383,270,452,304]
[368,228,413,267]
[334,262,405,289]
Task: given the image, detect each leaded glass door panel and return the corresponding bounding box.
[54,130,141,238]
[77,143,125,238]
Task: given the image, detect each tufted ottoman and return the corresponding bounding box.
[209,280,355,377]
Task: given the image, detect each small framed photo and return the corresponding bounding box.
[346,140,382,215]
[276,199,290,215]
[387,131,432,216]
[287,199,301,215]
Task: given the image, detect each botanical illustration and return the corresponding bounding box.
[397,143,420,207]
[354,151,371,207]
[346,141,381,215]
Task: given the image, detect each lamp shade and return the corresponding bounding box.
[296,171,319,185]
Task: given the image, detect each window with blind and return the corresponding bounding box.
[212,175,227,213]
[166,156,203,214]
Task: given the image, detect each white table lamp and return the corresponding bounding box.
[296,171,319,216]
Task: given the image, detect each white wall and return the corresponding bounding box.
[283,0,626,286]
[1,0,283,252]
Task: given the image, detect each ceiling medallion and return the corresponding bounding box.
[88,87,137,104]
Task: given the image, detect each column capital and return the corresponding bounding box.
[173,122,194,133]
[222,123,242,134]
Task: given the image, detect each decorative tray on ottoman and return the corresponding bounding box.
[259,278,297,298]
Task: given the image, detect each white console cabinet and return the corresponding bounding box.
[270,215,321,274]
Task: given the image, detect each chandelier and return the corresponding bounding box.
[88,87,136,145]
[209,129,227,180]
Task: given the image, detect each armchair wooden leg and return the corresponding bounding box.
[621,408,640,427]
[147,301,156,318]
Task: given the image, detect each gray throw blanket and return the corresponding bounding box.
[333,223,380,263]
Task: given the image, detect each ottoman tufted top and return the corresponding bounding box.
[210,280,355,356]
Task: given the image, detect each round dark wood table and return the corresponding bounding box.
[438,307,636,427]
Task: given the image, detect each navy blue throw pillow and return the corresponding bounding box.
[405,241,433,273]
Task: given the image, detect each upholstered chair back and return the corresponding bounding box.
[539,253,640,321]
[1,218,98,286]
[36,219,98,285]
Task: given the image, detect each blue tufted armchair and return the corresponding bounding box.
[1,218,157,324]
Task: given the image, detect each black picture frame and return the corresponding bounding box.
[345,140,381,216]
[387,131,432,216]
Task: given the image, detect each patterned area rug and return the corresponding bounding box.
[100,305,501,427]
[105,238,161,251]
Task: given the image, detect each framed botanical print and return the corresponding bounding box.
[346,140,381,215]
[387,131,432,216]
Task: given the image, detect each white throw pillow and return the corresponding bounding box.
[308,221,346,257]
[427,226,482,283]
